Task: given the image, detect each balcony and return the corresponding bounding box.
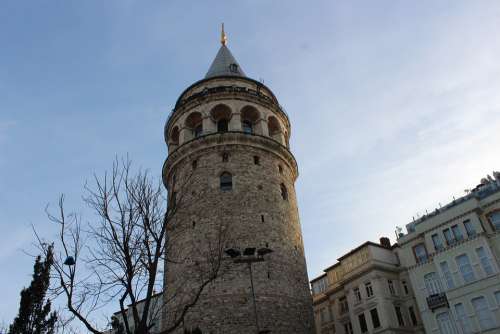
[426,293,449,312]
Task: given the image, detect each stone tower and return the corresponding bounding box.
[162,30,314,334]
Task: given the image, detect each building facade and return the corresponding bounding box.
[396,172,500,334]
[109,293,163,334]
[311,239,424,334]
[161,32,315,333]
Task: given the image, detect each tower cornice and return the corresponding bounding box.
[162,131,298,189]
[168,76,288,128]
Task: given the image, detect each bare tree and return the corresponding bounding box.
[36,158,229,334]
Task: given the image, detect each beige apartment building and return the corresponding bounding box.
[311,239,425,334]
[396,172,500,334]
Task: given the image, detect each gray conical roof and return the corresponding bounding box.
[205,45,246,78]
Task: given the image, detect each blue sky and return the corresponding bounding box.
[2,0,500,327]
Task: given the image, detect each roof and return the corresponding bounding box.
[205,45,246,79]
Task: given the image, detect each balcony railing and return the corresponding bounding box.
[426,293,449,312]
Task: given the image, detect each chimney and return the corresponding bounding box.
[380,237,391,248]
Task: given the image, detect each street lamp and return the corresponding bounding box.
[63,256,75,266]
[225,247,273,334]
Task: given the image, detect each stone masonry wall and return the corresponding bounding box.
[162,78,315,334]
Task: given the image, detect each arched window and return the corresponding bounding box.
[185,112,203,139]
[242,120,253,134]
[170,126,179,145]
[280,183,288,201]
[217,119,228,132]
[268,116,282,142]
[194,124,203,137]
[241,106,260,134]
[210,104,232,133]
[220,172,232,191]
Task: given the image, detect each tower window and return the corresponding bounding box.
[192,159,197,169]
[220,172,233,191]
[185,112,203,138]
[170,192,177,208]
[278,165,283,174]
[194,124,203,137]
[170,126,179,145]
[241,106,260,134]
[229,63,239,73]
[222,152,229,162]
[253,156,260,165]
[280,183,288,201]
[217,119,228,132]
[242,120,253,134]
[261,215,265,222]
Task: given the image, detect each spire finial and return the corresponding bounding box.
[220,23,227,46]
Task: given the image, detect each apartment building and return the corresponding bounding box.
[396,172,500,334]
[311,239,424,334]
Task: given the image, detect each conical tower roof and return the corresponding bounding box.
[205,44,246,79]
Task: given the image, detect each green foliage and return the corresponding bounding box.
[9,246,57,334]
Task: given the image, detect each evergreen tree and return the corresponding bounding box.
[9,246,57,334]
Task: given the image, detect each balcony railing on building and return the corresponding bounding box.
[426,293,449,312]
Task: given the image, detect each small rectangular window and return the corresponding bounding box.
[394,306,405,327]
[192,159,197,169]
[402,280,409,295]
[432,233,444,251]
[471,296,495,330]
[320,308,327,324]
[370,308,381,328]
[408,306,418,326]
[328,304,334,323]
[476,247,495,276]
[343,322,353,334]
[354,287,361,302]
[454,303,472,334]
[439,261,455,289]
[388,280,396,295]
[413,243,428,263]
[451,225,464,242]
[261,214,265,222]
[253,156,260,165]
[339,296,349,314]
[170,192,177,208]
[358,313,368,333]
[489,211,500,230]
[456,254,475,283]
[365,282,373,298]
[443,228,455,246]
[463,220,476,237]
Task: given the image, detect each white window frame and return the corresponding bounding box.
[436,311,457,334]
[454,303,472,334]
[471,296,496,331]
[455,254,475,284]
[439,261,455,289]
[365,281,374,298]
[424,272,443,295]
[475,246,495,276]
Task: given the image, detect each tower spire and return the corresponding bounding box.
[220,23,227,46]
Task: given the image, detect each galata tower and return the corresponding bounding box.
[162,27,315,334]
